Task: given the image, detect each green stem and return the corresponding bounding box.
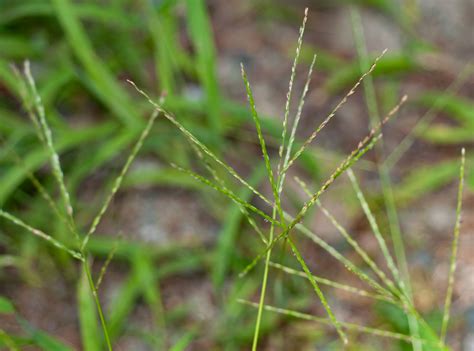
[83,259,113,351]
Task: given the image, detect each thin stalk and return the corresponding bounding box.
[282,49,387,175]
[23,62,75,220]
[0,210,83,261]
[440,148,465,343]
[269,262,395,303]
[83,259,113,351]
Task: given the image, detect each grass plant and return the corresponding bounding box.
[0,4,469,350]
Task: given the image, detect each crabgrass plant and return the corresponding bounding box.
[0,9,466,351]
[0,61,158,350]
[129,8,466,350]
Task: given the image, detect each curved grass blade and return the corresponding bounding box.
[22,62,75,222]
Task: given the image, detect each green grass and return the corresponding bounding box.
[0,1,471,350]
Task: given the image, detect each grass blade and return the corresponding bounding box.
[78,267,101,351]
[287,239,348,343]
[186,0,222,138]
[51,0,139,127]
[241,65,280,208]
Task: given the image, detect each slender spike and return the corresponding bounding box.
[241,60,286,349]
[10,64,44,143]
[95,237,121,290]
[347,170,401,284]
[0,210,83,261]
[440,148,465,342]
[238,300,444,347]
[279,54,317,194]
[278,7,309,172]
[295,176,400,296]
[23,61,75,219]
[270,262,394,302]
[81,110,158,251]
[188,141,267,244]
[239,94,406,279]
[282,50,388,175]
[171,164,281,227]
[127,80,273,208]
[288,239,348,343]
[241,64,280,210]
[288,211,393,298]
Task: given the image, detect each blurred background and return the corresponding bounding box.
[0,0,473,350]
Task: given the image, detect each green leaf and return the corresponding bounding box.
[0,296,15,314]
[19,318,73,351]
[77,267,101,351]
[169,330,197,351]
[376,302,448,351]
[51,0,140,127]
[420,125,474,144]
[416,91,474,126]
[186,0,222,140]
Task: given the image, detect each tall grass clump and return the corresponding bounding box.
[1,8,467,351]
[129,8,466,350]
